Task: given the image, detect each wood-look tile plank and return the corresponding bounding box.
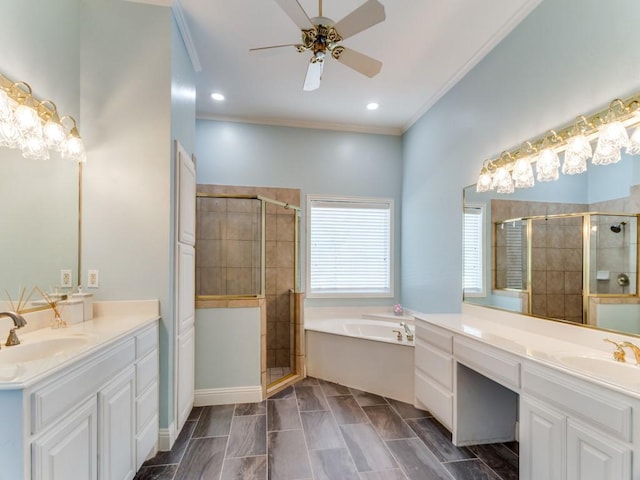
[294,376,319,387]
[502,441,519,455]
[226,415,267,458]
[268,430,313,480]
[406,417,474,462]
[339,423,398,472]
[319,379,351,396]
[133,464,178,480]
[174,436,227,480]
[296,385,329,412]
[386,438,454,480]
[188,407,204,422]
[309,448,359,480]
[270,385,296,400]
[358,469,407,480]
[234,401,266,416]
[300,410,345,450]
[326,395,368,425]
[468,443,518,480]
[268,398,302,431]
[444,459,501,480]
[349,388,388,407]
[143,420,196,466]
[363,405,416,440]
[220,455,267,480]
[193,404,235,438]
[385,398,430,419]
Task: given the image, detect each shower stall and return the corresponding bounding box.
[494,212,638,323]
[195,187,303,393]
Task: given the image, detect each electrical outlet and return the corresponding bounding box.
[87,269,99,288]
[60,269,72,288]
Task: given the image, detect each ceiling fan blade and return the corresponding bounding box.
[332,46,381,78]
[273,0,313,30]
[303,58,324,91]
[250,44,304,53]
[333,0,385,40]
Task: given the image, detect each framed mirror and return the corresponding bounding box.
[0,148,79,308]
[463,151,640,337]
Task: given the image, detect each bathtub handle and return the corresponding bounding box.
[392,330,403,341]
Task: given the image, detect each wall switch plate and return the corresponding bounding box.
[87,269,99,288]
[60,269,72,288]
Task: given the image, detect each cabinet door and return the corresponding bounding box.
[176,141,196,246]
[520,396,565,480]
[99,366,136,480]
[176,324,195,431]
[32,398,98,480]
[567,420,632,480]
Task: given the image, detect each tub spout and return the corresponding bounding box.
[400,321,413,341]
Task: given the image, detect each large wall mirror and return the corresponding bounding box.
[0,148,79,307]
[463,151,640,337]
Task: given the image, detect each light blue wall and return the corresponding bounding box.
[401,0,640,313]
[195,120,403,306]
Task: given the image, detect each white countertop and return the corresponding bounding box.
[0,300,159,390]
[415,303,640,399]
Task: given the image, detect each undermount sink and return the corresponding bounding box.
[0,335,91,364]
[554,354,640,385]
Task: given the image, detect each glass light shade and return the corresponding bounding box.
[592,140,621,165]
[536,148,560,182]
[599,121,629,148]
[493,166,514,194]
[62,135,86,162]
[476,172,493,192]
[626,126,640,155]
[512,158,535,188]
[21,134,49,160]
[0,121,20,148]
[43,119,66,150]
[14,103,40,135]
[0,90,14,122]
[562,133,591,175]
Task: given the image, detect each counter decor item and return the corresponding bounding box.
[394,303,404,316]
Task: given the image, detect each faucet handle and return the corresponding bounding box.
[604,338,626,362]
[392,330,403,341]
[5,328,20,347]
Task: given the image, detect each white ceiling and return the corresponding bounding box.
[176,0,541,135]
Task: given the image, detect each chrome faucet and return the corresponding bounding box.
[0,311,27,347]
[400,321,414,342]
[621,341,640,365]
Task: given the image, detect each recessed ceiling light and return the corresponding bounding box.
[211,92,225,101]
[366,102,379,111]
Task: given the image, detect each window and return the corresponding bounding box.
[463,203,485,296]
[307,195,393,297]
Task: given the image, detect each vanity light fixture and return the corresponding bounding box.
[475,94,640,193]
[0,73,86,162]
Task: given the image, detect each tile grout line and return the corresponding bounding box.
[218,407,235,480]
[294,381,318,480]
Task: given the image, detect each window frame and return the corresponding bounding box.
[463,202,486,297]
[306,194,394,299]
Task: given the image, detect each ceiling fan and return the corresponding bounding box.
[251,0,386,91]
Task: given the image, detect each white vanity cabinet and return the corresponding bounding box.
[1,320,159,480]
[520,363,635,480]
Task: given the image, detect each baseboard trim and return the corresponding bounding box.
[195,386,262,406]
[158,421,177,452]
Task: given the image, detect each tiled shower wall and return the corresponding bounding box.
[196,185,300,369]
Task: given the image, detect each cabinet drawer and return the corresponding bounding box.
[415,370,453,430]
[137,381,158,432]
[416,321,453,353]
[454,337,520,390]
[522,365,633,442]
[415,338,453,390]
[31,339,135,435]
[136,348,158,395]
[136,324,158,359]
[136,413,158,469]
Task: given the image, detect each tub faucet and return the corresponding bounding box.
[400,321,414,341]
[0,311,27,347]
[621,341,640,365]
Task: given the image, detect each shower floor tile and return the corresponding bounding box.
[135,377,519,480]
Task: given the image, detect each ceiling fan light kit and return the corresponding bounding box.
[252,0,386,91]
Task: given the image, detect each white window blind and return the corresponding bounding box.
[505,222,526,289]
[463,204,485,295]
[308,196,393,297]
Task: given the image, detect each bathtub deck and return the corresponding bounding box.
[134,377,519,480]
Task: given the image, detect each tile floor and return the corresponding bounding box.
[134,377,519,480]
[267,366,292,384]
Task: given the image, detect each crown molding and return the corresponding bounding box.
[196,112,403,136]
[402,0,543,133]
[172,0,202,72]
